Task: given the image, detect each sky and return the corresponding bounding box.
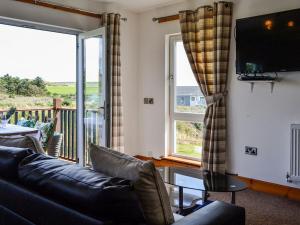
[0,23,194,85]
[85,37,102,83]
[176,41,198,87]
[0,24,77,82]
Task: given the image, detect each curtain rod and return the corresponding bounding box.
[15,0,127,21]
[152,14,179,23]
[152,8,212,23]
[153,1,232,23]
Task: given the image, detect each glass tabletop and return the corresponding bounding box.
[158,167,247,193]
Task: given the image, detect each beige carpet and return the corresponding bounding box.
[209,190,300,225]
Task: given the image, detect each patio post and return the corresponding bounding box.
[53,98,62,132]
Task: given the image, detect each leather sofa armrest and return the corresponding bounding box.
[172,201,245,225]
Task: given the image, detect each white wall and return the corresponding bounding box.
[137,0,300,187]
[0,0,140,155]
[228,0,300,188]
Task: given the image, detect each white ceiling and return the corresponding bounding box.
[93,0,186,13]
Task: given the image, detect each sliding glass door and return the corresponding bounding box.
[77,27,108,166]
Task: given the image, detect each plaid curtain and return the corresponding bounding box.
[100,13,124,152]
[179,2,233,173]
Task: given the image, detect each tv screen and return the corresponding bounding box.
[236,9,300,74]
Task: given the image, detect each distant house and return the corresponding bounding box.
[176,86,206,107]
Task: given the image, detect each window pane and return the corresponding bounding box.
[0,24,77,110]
[175,42,206,114]
[175,120,203,158]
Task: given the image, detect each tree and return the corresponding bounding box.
[16,79,30,96]
[0,74,19,95]
[32,76,46,89]
[0,74,47,97]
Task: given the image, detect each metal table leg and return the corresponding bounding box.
[178,186,184,215]
[202,190,208,204]
[231,192,236,204]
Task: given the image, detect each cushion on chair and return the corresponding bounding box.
[18,153,145,223]
[0,145,33,180]
[90,144,175,225]
[0,136,44,154]
[34,122,54,148]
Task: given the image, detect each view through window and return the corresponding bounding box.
[0,23,107,163]
[0,23,79,161]
[0,24,77,110]
[170,36,206,159]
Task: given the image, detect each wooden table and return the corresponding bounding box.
[0,124,39,136]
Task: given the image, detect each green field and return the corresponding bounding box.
[0,83,100,110]
[47,83,99,96]
[176,143,202,158]
[47,85,76,95]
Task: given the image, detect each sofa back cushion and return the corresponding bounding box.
[90,144,174,225]
[0,136,44,154]
[18,154,145,223]
[0,145,33,180]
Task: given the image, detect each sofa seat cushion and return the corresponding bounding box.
[90,144,174,225]
[0,145,33,180]
[173,213,184,222]
[18,154,145,223]
[0,136,44,154]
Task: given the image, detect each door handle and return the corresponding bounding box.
[100,101,106,119]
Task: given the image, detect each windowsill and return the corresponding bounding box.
[162,155,202,167]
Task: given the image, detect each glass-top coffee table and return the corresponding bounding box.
[158,167,247,215]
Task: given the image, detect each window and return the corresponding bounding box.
[0,18,108,166]
[169,35,206,160]
[0,23,77,110]
[0,20,79,161]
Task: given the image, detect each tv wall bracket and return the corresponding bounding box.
[239,79,279,93]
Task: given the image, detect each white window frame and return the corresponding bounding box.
[78,27,107,166]
[169,34,205,161]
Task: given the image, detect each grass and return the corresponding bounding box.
[0,82,101,110]
[0,93,53,110]
[176,105,206,114]
[47,83,99,96]
[47,85,76,95]
[176,143,202,158]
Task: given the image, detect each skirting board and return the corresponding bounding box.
[238,176,300,202]
[134,155,300,202]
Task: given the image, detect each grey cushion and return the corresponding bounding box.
[90,144,175,225]
[0,136,44,154]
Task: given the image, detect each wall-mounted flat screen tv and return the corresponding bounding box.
[236,8,300,74]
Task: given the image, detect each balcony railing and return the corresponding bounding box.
[59,108,77,162]
[0,99,102,164]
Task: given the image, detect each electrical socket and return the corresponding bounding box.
[148,98,154,104]
[144,98,149,104]
[245,146,258,156]
[144,98,154,104]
